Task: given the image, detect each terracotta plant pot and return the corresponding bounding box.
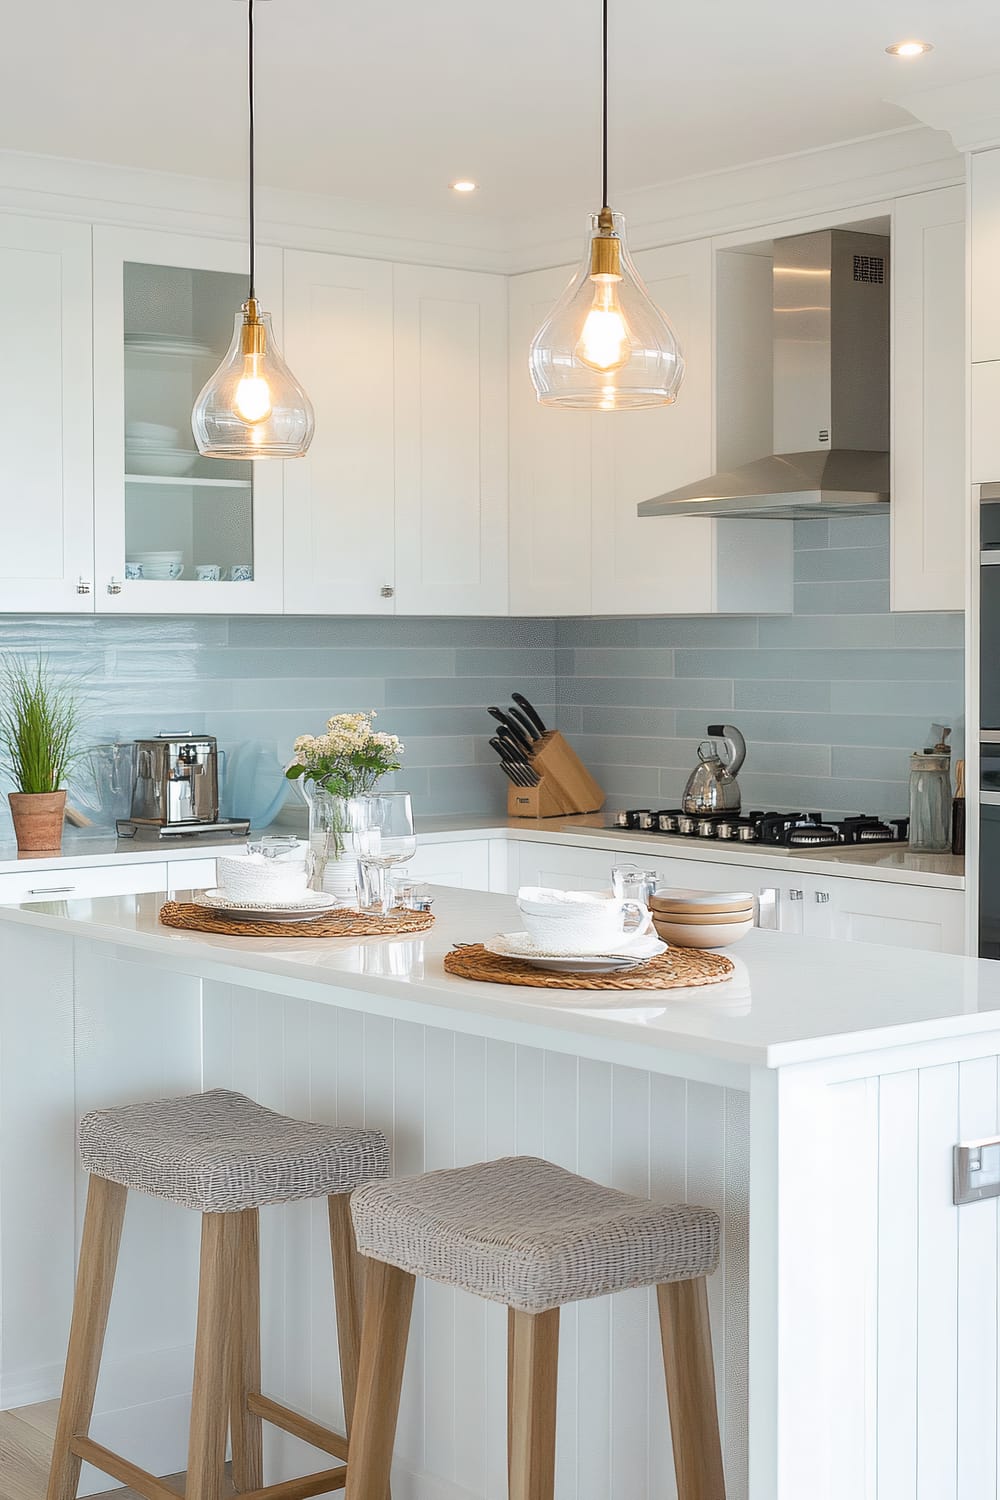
[8,790,66,853]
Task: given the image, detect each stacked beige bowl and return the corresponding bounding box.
[650,889,755,948]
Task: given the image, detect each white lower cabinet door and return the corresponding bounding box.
[404,840,491,890]
[512,841,621,892]
[803,874,966,952]
[0,861,168,904]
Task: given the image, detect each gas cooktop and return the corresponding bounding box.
[609,808,910,849]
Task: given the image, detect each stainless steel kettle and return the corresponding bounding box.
[682,723,747,815]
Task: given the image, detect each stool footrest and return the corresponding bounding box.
[69,1438,180,1500]
[248,1392,350,1461]
[237,1467,348,1500]
[69,1433,348,1500]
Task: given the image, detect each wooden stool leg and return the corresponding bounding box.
[229,1208,264,1492]
[345,1258,414,1500]
[507,1307,559,1500]
[187,1213,239,1500]
[47,1176,128,1500]
[328,1193,363,1434]
[657,1278,726,1500]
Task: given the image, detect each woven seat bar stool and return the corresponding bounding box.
[47,1088,390,1500]
[347,1155,726,1500]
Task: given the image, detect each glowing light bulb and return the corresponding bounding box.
[233,355,273,424]
[576,279,630,372]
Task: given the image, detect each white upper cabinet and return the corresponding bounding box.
[282,251,395,614]
[0,215,94,612]
[509,238,792,617]
[590,239,718,613]
[508,265,593,615]
[92,226,284,614]
[392,264,508,615]
[891,187,966,612]
[971,149,1000,363]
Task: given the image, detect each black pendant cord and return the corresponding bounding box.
[247,0,256,300]
[602,0,611,211]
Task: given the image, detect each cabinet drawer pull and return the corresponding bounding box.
[76,578,92,595]
[815,891,830,904]
[788,888,803,901]
[107,578,122,596]
[757,887,778,929]
[26,885,77,895]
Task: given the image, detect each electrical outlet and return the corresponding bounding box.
[953,1138,1000,1205]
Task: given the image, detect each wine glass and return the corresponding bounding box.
[347,792,417,917]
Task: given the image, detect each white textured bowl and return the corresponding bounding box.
[217,853,310,902]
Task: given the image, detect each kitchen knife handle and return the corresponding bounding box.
[487,706,533,756]
[508,705,540,742]
[511,692,548,736]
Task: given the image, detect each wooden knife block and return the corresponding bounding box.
[506,731,605,818]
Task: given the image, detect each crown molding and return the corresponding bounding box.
[0,127,966,279]
[892,73,1000,154]
[508,125,964,272]
[0,149,513,273]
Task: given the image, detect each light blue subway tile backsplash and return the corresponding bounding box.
[0,517,964,831]
[556,515,963,817]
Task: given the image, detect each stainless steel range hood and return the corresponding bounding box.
[639,228,890,520]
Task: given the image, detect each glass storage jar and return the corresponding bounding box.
[908,752,952,853]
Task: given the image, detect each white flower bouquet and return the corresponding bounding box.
[286,711,404,799]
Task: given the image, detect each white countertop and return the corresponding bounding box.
[0,813,964,889]
[0,883,992,1079]
[412,813,966,888]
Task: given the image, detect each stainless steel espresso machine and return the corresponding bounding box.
[116,733,250,839]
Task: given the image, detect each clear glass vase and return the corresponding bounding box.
[303,785,359,903]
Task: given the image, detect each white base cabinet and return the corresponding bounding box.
[508,839,966,953]
[400,839,491,890]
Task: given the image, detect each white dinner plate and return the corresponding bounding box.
[195,889,338,922]
[485,930,667,970]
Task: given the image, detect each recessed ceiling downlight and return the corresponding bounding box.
[450,180,478,193]
[885,39,933,57]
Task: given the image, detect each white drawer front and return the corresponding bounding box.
[164,858,219,894]
[0,861,168,904]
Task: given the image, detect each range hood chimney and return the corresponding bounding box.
[638,229,890,520]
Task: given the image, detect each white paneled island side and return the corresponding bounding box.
[0,883,995,1500]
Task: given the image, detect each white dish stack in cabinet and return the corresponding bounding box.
[0,214,94,612]
[282,255,508,615]
[508,237,793,615]
[92,225,284,614]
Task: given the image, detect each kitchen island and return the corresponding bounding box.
[1,886,996,1500]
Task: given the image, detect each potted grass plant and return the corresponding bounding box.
[0,656,82,852]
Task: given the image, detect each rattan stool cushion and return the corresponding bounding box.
[351,1155,719,1313]
[79,1089,389,1213]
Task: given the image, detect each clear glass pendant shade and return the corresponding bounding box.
[529,212,684,410]
[192,300,315,458]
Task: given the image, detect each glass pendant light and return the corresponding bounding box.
[193,0,315,458]
[528,0,683,410]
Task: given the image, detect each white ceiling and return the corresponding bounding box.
[1,0,997,228]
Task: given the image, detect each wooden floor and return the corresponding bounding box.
[0,1402,188,1500]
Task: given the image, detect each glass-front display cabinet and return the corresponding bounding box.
[93,227,283,612]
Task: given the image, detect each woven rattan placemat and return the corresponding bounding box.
[443,943,734,991]
[159,901,435,938]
